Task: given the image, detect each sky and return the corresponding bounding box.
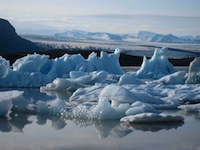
[0,0,200,36]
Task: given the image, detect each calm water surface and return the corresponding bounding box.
[0,67,199,150]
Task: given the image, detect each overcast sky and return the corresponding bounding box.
[1,0,200,35]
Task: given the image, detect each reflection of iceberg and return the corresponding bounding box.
[120,121,184,132]
[69,118,132,139]
[0,90,22,116]
[36,115,67,130]
[0,113,31,133]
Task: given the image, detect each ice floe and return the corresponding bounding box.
[178,104,200,112]
[0,47,200,123]
[120,113,184,123]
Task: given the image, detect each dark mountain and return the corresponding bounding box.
[0,18,43,54]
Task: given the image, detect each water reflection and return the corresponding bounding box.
[120,122,184,132]
[181,111,200,121]
[0,112,184,138]
[0,88,186,138]
[0,113,31,133]
[36,115,66,130]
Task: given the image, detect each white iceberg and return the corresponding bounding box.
[125,101,158,116]
[72,97,121,120]
[1,46,200,123]
[0,49,123,87]
[99,84,165,107]
[178,104,200,112]
[136,47,175,79]
[186,57,200,84]
[154,71,187,85]
[120,113,184,123]
[0,56,10,78]
[40,71,110,91]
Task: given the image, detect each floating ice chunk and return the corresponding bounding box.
[49,53,85,78]
[125,101,158,116]
[136,47,175,79]
[100,49,124,75]
[69,71,88,79]
[99,84,143,107]
[75,49,124,75]
[0,50,123,87]
[165,84,200,104]
[72,97,121,120]
[120,113,184,123]
[100,84,165,107]
[69,83,105,103]
[41,71,110,91]
[0,56,10,78]
[41,75,92,91]
[13,53,49,73]
[178,104,200,112]
[154,71,187,85]
[0,90,25,116]
[90,97,120,119]
[186,57,200,84]
[118,74,144,85]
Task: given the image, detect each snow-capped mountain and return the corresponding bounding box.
[54,30,200,44]
[54,30,123,41]
[151,34,183,43]
[136,31,159,42]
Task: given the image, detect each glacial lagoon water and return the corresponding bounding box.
[0,89,200,149]
[0,67,200,150]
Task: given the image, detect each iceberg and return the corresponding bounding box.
[40,71,110,91]
[1,46,200,123]
[125,101,158,116]
[120,113,184,123]
[136,47,175,79]
[99,84,165,107]
[186,57,200,84]
[178,104,200,112]
[72,97,121,120]
[0,56,10,78]
[0,49,123,87]
[154,71,187,85]
[121,101,183,123]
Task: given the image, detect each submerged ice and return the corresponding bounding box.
[0,47,200,123]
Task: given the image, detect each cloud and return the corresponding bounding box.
[6,13,200,36]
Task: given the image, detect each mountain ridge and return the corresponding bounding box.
[0,18,43,54]
[53,30,200,44]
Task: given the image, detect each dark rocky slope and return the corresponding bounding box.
[0,18,43,54]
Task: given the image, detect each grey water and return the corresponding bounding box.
[0,67,200,150]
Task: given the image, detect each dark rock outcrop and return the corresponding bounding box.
[0,18,43,54]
